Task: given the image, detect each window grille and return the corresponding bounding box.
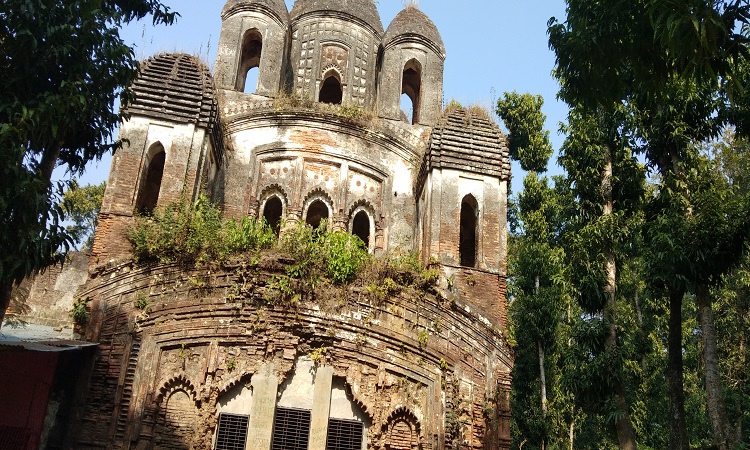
[216,413,249,450]
[326,418,364,450]
[271,407,312,450]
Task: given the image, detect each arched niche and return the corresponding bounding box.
[319,68,343,105]
[383,408,421,450]
[262,195,284,235]
[155,389,197,449]
[136,142,166,214]
[401,59,422,125]
[236,29,263,93]
[305,199,330,230]
[459,194,478,268]
[351,209,373,251]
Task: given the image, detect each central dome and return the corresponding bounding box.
[290,0,384,35]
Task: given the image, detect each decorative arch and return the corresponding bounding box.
[303,188,334,229]
[136,141,166,214]
[236,28,263,92]
[155,375,199,449]
[383,407,422,450]
[156,375,198,405]
[348,200,376,252]
[217,373,252,396]
[459,194,479,268]
[259,184,289,235]
[401,59,422,125]
[319,66,343,105]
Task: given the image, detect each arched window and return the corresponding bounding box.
[459,195,478,267]
[262,196,283,235]
[236,29,262,92]
[319,70,343,104]
[306,200,329,229]
[351,211,371,249]
[401,59,422,125]
[136,143,166,214]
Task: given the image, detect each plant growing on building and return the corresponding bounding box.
[134,290,149,311]
[309,346,328,365]
[70,296,90,325]
[418,329,429,348]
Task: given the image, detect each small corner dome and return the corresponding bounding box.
[384,6,445,56]
[290,0,384,35]
[221,0,289,23]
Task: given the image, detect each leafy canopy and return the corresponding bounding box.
[496,91,553,173]
[0,0,176,318]
[60,181,106,250]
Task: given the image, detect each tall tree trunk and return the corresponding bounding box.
[538,339,548,418]
[632,274,647,372]
[603,147,638,450]
[697,283,731,450]
[668,289,690,450]
[535,275,548,450]
[569,411,574,450]
[538,339,547,450]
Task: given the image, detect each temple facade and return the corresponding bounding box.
[74,1,513,449]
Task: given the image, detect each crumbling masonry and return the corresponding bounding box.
[77,1,513,449]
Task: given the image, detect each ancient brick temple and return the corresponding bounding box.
[76,1,513,449]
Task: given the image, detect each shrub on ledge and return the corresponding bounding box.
[128,196,436,292]
[128,195,276,264]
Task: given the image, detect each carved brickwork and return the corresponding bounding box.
[292,21,378,106]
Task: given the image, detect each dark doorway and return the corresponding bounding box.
[319,73,343,104]
[305,200,329,229]
[263,196,283,235]
[459,196,478,267]
[137,147,165,214]
[352,211,370,249]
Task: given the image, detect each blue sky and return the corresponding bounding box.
[75,0,569,193]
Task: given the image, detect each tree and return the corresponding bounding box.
[508,173,570,450]
[61,181,106,251]
[549,2,750,447]
[499,92,572,450]
[558,105,645,450]
[496,91,553,173]
[0,0,177,326]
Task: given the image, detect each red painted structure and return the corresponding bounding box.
[0,348,58,449]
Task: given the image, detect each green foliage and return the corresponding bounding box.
[367,277,399,303]
[279,220,369,284]
[128,194,276,265]
[70,296,90,325]
[0,0,176,324]
[496,91,553,172]
[309,346,328,365]
[226,357,237,372]
[60,180,106,250]
[134,290,149,311]
[417,328,429,348]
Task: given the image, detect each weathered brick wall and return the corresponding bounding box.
[71,258,512,450]
[90,214,135,265]
[8,252,88,328]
